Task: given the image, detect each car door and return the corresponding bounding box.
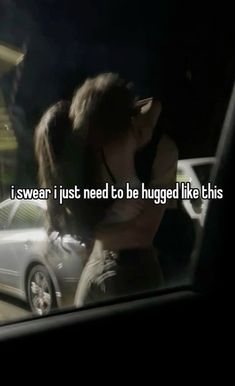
[0,200,18,291]
[177,161,205,225]
[0,201,46,293]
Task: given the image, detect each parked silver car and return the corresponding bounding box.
[0,198,87,315]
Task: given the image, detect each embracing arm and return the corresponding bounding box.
[96,200,166,250]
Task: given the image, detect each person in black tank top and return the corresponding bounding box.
[99,111,195,289]
[134,113,195,285]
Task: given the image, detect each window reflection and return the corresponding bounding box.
[0,1,232,325]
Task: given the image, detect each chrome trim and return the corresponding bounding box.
[0,268,19,277]
[0,282,24,297]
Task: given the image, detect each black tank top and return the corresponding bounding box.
[101,121,164,185]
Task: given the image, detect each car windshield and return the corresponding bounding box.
[0,1,232,325]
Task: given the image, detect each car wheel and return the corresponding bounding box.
[27,265,56,316]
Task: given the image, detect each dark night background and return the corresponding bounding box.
[0,0,234,187]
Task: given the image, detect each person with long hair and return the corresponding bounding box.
[35,73,177,307]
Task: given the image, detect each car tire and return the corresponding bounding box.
[27,264,56,316]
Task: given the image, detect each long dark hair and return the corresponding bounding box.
[35,73,136,237]
[35,100,84,235]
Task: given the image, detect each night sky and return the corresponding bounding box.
[0,0,234,184]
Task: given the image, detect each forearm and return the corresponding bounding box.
[96,221,149,250]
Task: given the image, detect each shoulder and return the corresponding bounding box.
[156,134,178,163]
[150,134,178,185]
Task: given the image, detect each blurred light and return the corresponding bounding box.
[0,43,24,77]
[0,44,24,65]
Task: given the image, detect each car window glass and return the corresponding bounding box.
[0,1,232,325]
[9,202,45,229]
[193,164,213,187]
[0,203,13,229]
